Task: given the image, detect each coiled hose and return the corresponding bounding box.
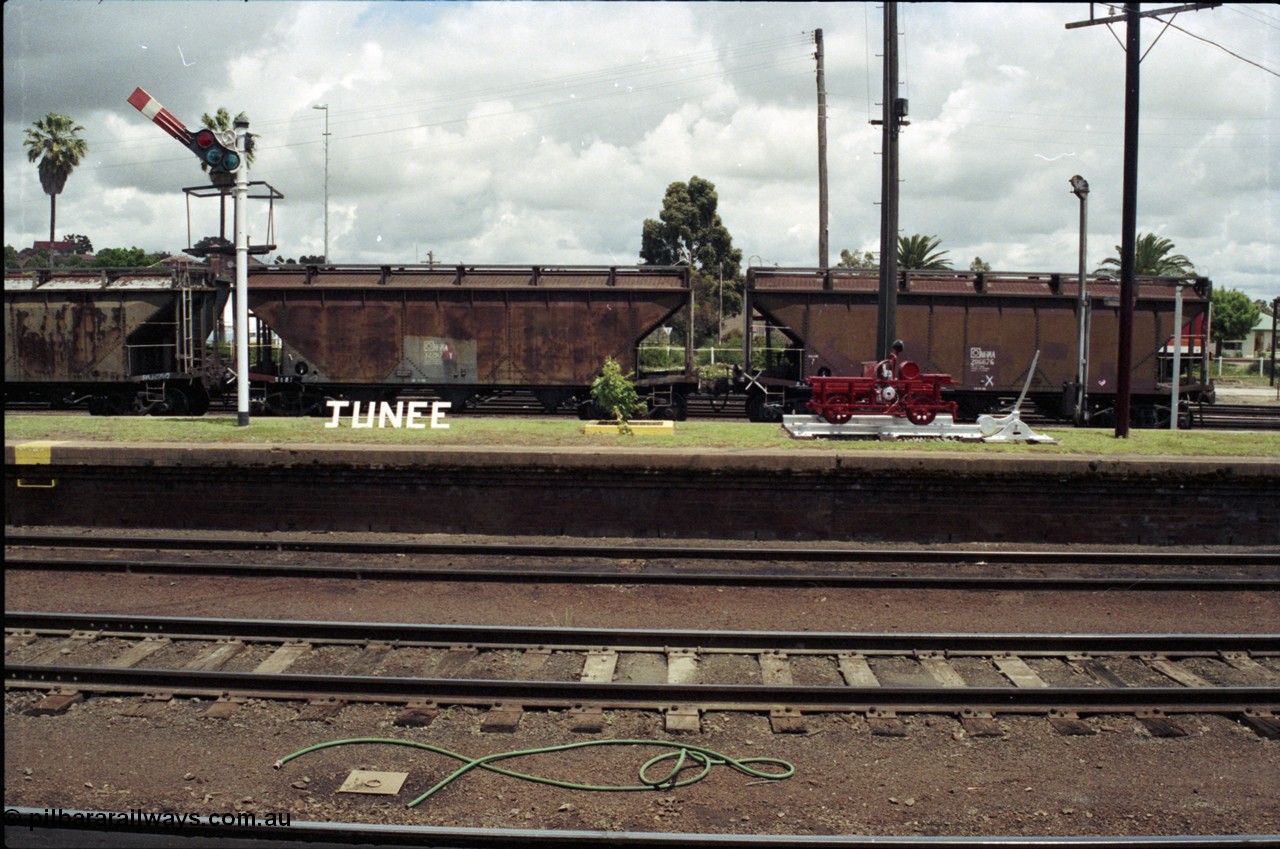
[274,737,795,808]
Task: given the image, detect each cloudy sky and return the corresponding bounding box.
[4,2,1276,302]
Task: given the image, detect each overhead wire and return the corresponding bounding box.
[1225,3,1280,30]
[1157,16,1279,77]
[1090,1,1278,76]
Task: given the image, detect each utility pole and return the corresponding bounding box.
[1115,3,1139,439]
[873,1,906,359]
[815,29,829,269]
[1066,2,1220,437]
[313,104,330,262]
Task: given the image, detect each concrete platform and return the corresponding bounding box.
[6,440,1280,545]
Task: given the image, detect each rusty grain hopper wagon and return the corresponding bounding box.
[245,264,696,417]
[4,266,230,415]
[741,268,1213,426]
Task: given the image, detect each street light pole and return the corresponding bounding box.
[1070,175,1090,425]
[718,265,723,345]
[312,104,330,262]
[1169,279,1191,431]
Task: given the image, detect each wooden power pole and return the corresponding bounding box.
[1066,2,1220,437]
[874,1,904,360]
[816,28,829,269]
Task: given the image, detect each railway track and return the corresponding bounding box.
[7,541,1278,846]
[10,530,1279,565]
[8,531,1278,588]
[1192,402,1280,430]
[7,613,1279,736]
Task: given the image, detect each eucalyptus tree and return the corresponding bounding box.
[837,248,877,269]
[640,176,743,344]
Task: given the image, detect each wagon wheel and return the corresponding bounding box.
[905,405,936,426]
[186,387,210,417]
[162,389,190,416]
[823,393,853,425]
[264,385,304,416]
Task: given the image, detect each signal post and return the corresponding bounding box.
[128,88,281,426]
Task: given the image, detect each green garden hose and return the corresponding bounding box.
[274,737,795,808]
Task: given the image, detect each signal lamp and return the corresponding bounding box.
[189,128,242,173]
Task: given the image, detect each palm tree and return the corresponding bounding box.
[897,234,952,270]
[23,113,89,244]
[1096,233,1194,276]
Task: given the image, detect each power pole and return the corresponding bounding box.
[1066,2,1220,437]
[873,1,905,359]
[1116,2,1140,439]
[312,104,330,262]
[815,28,829,269]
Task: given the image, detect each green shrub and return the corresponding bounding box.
[590,357,644,423]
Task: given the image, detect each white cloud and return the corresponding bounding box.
[4,1,1276,302]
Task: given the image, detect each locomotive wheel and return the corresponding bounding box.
[823,393,853,425]
[906,406,936,426]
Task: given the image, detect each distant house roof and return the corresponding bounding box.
[158,254,201,267]
[32,240,75,252]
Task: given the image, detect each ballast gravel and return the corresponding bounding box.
[4,530,1278,838]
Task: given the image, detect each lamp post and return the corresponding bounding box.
[1272,297,1279,389]
[1069,175,1090,425]
[717,264,724,345]
[313,104,330,262]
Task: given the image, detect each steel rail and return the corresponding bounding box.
[5,807,1277,849]
[7,612,1280,655]
[7,532,1279,566]
[7,555,1278,590]
[6,664,1275,714]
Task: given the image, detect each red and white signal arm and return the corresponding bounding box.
[127,87,193,145]
[128,87,242,173]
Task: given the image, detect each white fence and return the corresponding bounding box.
[1215,355,1275,377]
